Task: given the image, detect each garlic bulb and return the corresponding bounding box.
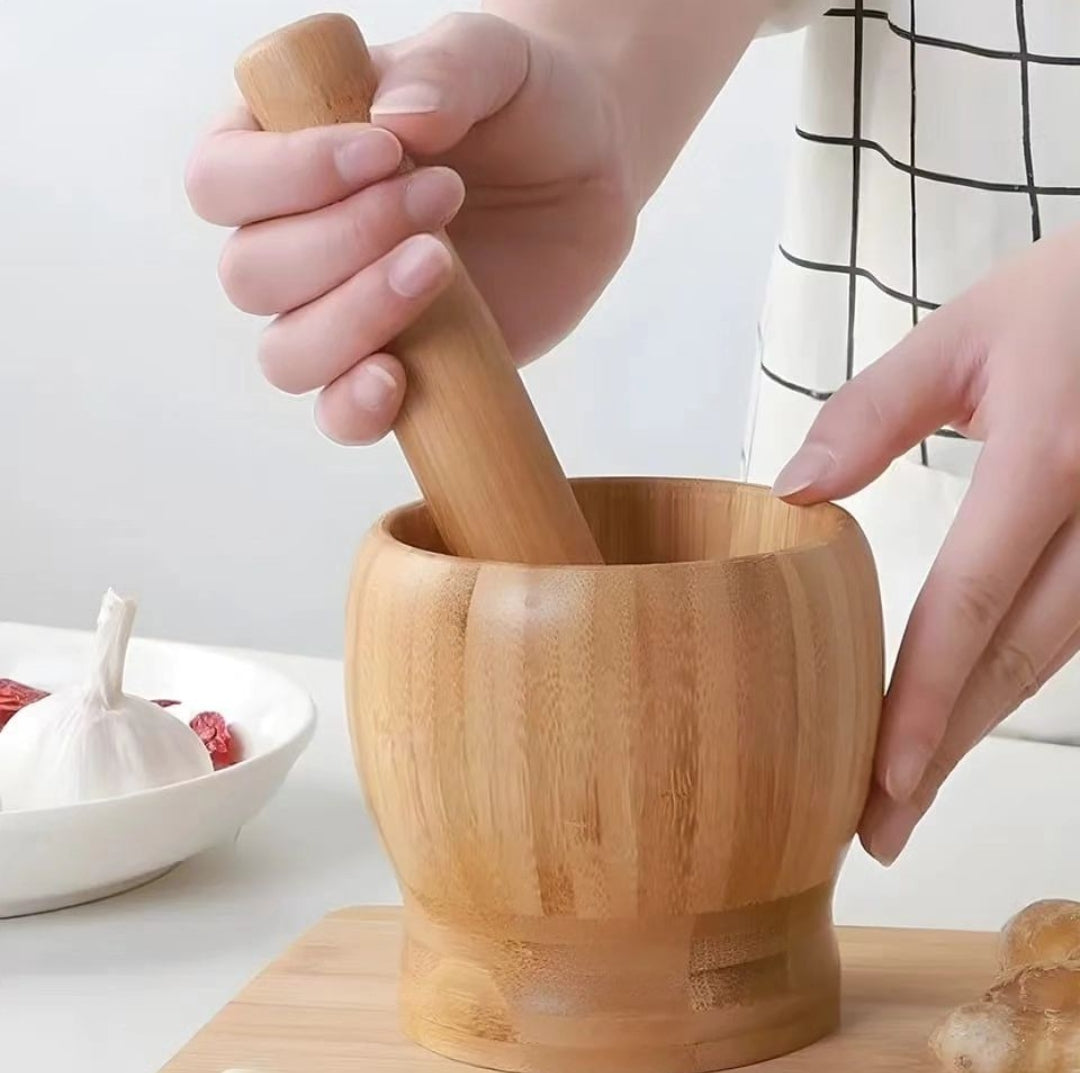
[0,590,212,811]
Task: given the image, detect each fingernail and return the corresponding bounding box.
[404,168,465,227]
[352,362,398,412]
[867,802,920,867]
[371,83,442,116]
[388,234,451,299]
[885,745,933,802]
[772,443,836,498]
[334,129,402,184]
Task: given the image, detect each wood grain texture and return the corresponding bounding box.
[344,477,885,1070]
[234,13,602,566]
[161,908,998,1073]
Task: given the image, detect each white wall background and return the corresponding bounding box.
[0,2,803,657]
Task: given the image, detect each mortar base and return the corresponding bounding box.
[398,886,841,1073]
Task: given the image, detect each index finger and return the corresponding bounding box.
[184,108,403,227]
[878,433,1073,800]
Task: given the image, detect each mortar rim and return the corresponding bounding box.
[365,475,871,573]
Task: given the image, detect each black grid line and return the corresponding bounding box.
[909,0,928,467]
[826,7,1080,65]
[779,245,940,311]
[795,129,1080,197]
[752,3,1073,480]
[1015,0,1043,241]
[759,364,969,442]
[845,0,865,382]
[760,363,834,402]
[907,7,919,331]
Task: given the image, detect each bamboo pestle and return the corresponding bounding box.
[234,13,604,566]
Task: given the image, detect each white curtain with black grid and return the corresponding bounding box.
[746,1,1080,742]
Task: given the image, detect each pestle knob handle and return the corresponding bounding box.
[234,13,603,565]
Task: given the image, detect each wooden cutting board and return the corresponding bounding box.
[162,907,997,1072]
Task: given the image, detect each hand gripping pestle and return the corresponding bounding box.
[234,13,604,566]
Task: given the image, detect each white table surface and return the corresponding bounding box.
[4,642,1079,1073]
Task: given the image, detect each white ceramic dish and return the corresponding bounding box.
[0,621,316,918]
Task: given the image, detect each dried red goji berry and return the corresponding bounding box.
[189,711,241,770]
[0,678,50,731]
[152,699,182,708]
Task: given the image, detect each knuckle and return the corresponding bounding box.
[183,148,217,219]
[434,10,479,36]
[911,755,949,813]
[905,663,961,724]
[853,381,890,430]
[341,189,391,261]
[838,371,889,427]
[1046,431,1080,488]
[983,637,1043,707]
[818,378,891,446]
[852,384,900,452]
[434,9,519,55]
[306,126,364,182]
[940,571,1011,630]
[257,324,304,395]
[217,235,268,314]
[421,11,493,77]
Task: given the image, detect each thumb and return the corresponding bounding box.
[772,304,982,504]
[369,13,530,157]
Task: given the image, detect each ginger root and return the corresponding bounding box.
[931,999,1080,1073]
[930,899,1080,1072]
[1001,900,1080,973]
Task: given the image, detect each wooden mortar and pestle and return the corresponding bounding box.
[237,14,885,1073]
